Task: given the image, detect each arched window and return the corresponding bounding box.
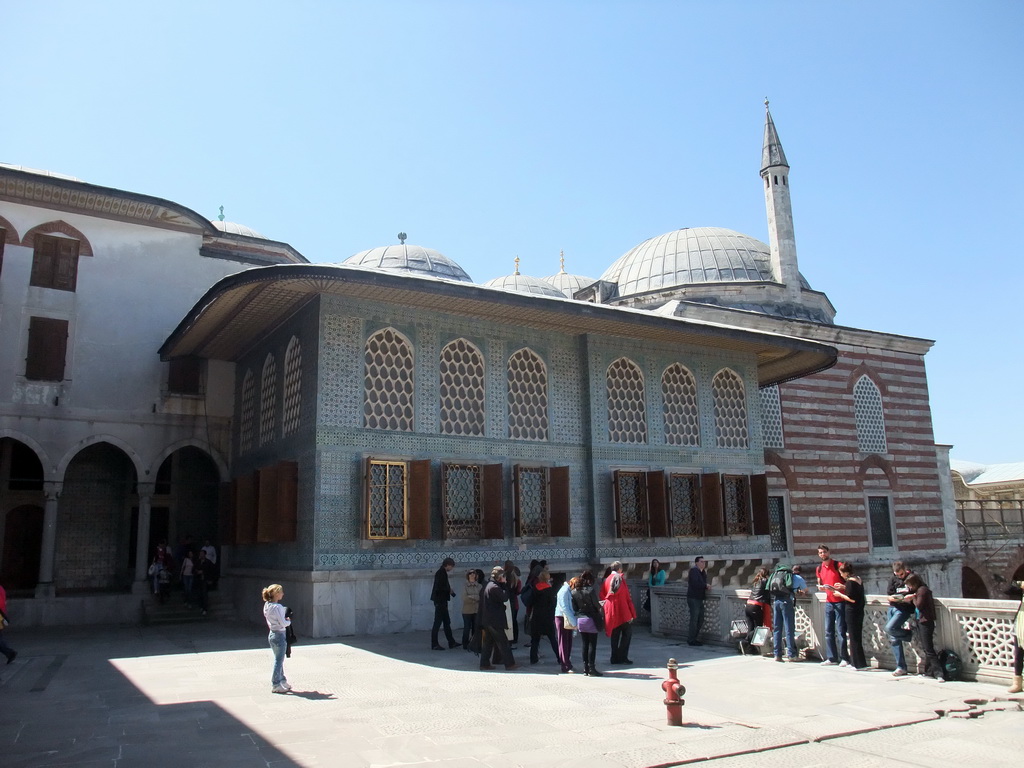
[712,369,748,449]
[259,354,277,446]
[364,328,414,431]
[240,370,255,453]
[759,385,784,449]
[662,363,699,446]
[282,336,302,436]
[440,338,485,436]
[607,357,647,443]
[854,375,887,453]
[507,348,548,441]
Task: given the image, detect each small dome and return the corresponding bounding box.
[602,226,812,297]
[343,244,472,282]
[543,270,597,299]
[212,220,268,239]
[483,272,565,297]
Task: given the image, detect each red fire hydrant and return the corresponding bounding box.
[662,657,686,726]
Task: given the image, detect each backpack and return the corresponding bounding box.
[519,584,534,608]
[767,565,794,598]
[938,649,963,681]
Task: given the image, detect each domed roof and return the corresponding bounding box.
[483,272,565,297]
[343,244,472,282]
[602,226,788,297]
[543,251,596,298]
[212,220,268,239]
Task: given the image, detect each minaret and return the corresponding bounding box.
[761,100,801,302]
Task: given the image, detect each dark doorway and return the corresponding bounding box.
[961,565,990,599]
[2,504,43,589]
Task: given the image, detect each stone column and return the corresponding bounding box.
[132,482,156,594]
[34,481,62,598]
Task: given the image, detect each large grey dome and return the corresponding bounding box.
[601,226,807,297]
[344,244,472,282]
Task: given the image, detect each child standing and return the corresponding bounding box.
[461,569,482,649]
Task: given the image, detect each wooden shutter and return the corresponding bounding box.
[256,464,280,543]
[751,474,770,535]
[30,235,56,287]
[512,465,523,537]
[646,470,669,537]
[481,463,504,538]
[234,472,258,544]
[54,238,79,291]
[275,460,298,542]
[701,472,724,537]
[26,317,68,381]
[549,466,570,537]
[407,459,431,539]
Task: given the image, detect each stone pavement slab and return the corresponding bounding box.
[0,621,1021,767]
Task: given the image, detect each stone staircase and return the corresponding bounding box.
[140,585,237,625]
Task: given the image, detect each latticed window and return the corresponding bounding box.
[759,385,784,449]
[259,355,277,446]
[662,364,699,446]
[854,376,887,454]
[712,369,748,449]
[240,370,255,453]
[367,460,408,539]
[669,473,700,536]
[442,463,483,538]
[768,495,788,551]
[868,495,895,548]
[607,358,647,443]
[723,475,751,534]
[614,470,648,537]
[282,337,302,436]
[515,466,548,536]
[507,348,549,441]
[440,339,485,436]
[364,328,414,431]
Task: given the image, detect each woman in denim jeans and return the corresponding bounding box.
[263,584,292,693]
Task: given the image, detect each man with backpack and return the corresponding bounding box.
[769,563,804,661]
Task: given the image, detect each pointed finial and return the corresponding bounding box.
[217,206,225,222]
[559,250,566,273]
[397,232,407,244]
[764,97,770,110]
[513,255,520,276]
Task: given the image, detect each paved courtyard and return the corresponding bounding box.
[1,621,1022,767]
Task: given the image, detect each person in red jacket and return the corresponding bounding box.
[603,561,637,665]
[0,582,18,664]
[816,545,849,666]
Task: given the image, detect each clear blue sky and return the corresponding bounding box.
[6,2,1022,463]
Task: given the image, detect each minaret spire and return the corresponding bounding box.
[760,100,800,302]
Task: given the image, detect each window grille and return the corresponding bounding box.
[364,328,414,431]
[768,496,788,551]
[854,376,887,453]
[868,496,895,548]
[259,355,277,446]
[723,475,751,534]
[240,370,255,453]
[507,348,549,441]
[440,339,485,436]
[282,336,302,436]
[607,358,647,443]
[668,473,700,536]
[367,460,408,539]
[712,369,748,449]
[442,463,483,538]
[662,364,700,446]
[515,466,549,536]
[615,471,648,537]
[759,385,784,449]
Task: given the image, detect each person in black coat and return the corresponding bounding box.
[528,569,559,665]
[837,562,867,669]
[430,557,457,650]
[479,566,518,670]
